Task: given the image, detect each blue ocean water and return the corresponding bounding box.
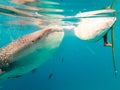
[0,0,120,90]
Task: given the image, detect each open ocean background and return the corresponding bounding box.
[0,0,120,90]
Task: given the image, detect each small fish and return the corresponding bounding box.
[8,75,22,79]
[49,73,53,79]
[13,75,22,78]
[31,68,37,73]
[61,57,64,63]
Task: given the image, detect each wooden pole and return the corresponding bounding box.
[111,0,117,78]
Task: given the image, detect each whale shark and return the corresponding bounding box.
[0,27,64,82]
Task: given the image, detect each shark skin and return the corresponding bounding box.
[0,27,64,82]
[74,17,116,41]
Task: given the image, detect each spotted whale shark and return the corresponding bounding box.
[0,27,64,82]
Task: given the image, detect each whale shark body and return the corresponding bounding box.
[0,27,64,82]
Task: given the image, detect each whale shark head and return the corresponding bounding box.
[0,27,64,81]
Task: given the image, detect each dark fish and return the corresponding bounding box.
[49,73,53,79]
[61,57,64,63]
[31,68,37,73]
[8,75,22,79]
